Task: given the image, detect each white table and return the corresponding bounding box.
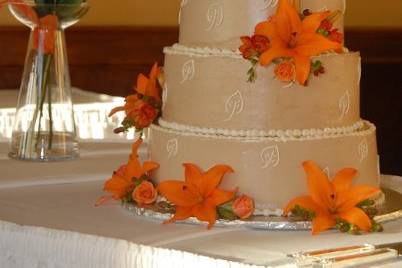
[1,89,402,268]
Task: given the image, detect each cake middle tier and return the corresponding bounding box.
[163,45,361,130]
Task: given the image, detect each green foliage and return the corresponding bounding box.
[33,0,88,20]
[291,205,316,221]
[217,206,237,221]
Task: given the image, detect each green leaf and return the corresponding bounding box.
[217,206,237,221]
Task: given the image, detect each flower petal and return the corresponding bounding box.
[142,161,159,174]
[312,213,336,235]
[124,139,144,179]
[104,175,133,199]
[338,207,372,232]
[302,161,334,209]
[149,62,160,80]
[332,168,358,193]
[294,54,311,85]
[108,106,125,117]
[295,33,341,57]
[275,0,302,43]
[183,163,203,189]
[255,20,277,40]
[283,196,325,216]
[192,200,217,229]
[301,11,331,34]
[208,188,237,206]
[336,186,380,211]
[158,181,201,207]
[164,206,193,224]
[136,73,148,95]
[199,165,234,197]
[259,40,294,66]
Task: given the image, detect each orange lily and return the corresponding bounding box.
[158,164,237,229]
[283,161,380,235]
[109,63,161,117]
[97,139,159,205]
[255,0,341,85]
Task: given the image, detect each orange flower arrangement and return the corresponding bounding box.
[109,63,162,133]
[255,0,341,85]
[96,139,159,205]
[274,61,296,82]
[283,161,381,235]
[240,0,342,85]
[158,164,237,229]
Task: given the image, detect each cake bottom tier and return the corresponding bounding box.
[148,122,380,213]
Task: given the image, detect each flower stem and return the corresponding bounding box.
[35,54,53,150]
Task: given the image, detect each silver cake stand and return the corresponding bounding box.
[124,188,402,230]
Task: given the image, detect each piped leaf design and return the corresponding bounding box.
[260,0,279,10]
[181,60,195,84]
[206,3,224,31]
[224,90,244,122]
[260,145,280,169]
[339,90,350,120]
[358,138,369,163]
[167,138,178,159]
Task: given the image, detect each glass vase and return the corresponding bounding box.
[8,1,89,161]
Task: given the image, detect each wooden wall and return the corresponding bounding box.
[0,26,401,175]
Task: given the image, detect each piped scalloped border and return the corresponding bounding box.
[163,43,350,59]
[164,43,242,59]
[158,118,366,139]
[152,120,376,142]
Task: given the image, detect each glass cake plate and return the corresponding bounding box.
[124,188,402,230]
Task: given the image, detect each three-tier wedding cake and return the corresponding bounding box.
[147,0,380,213]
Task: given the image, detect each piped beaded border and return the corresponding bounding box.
[158,118,366,139]
[164,44,241,59]
[152,120,375,142]
[163,43,351,59]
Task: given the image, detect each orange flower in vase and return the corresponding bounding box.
[33,14,59,54]
[283,161,380,235]
[158,164,237,229]
[255,0,341,85]
[97,139,159,204]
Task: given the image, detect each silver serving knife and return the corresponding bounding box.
[376,241,402,255]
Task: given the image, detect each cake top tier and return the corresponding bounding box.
[179,0,345,50]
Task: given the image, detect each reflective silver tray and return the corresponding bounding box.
[124,188,402,230]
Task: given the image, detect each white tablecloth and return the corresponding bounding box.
[1,89,402,268]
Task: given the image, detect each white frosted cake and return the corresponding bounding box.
[147,0,380,213]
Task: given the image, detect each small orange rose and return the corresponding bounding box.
[274,61,296,82]
[133,181,157,205]
[130,99,159,129]
[239,35,270,60]
[232,195,254,219]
